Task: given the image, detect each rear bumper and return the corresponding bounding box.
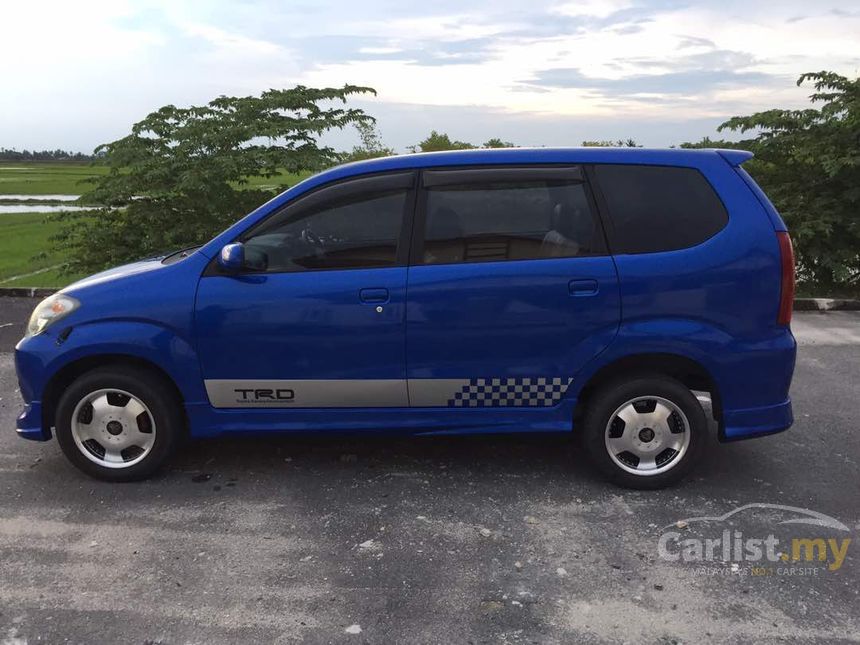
[16,401,51,441]
[720,398,793,442]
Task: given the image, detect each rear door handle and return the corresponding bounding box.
[359,288,389,304]
[568,279,599,297]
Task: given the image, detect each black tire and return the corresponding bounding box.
[582,374,707,489]
[55,366,183,481]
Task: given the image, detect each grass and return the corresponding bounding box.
[0,162,107,195]
[1,266,82,288]
[0,212,85,288]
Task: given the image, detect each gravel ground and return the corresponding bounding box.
[0,299,858,644]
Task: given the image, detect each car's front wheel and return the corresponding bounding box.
[582,375,707,489]
[55,366,182,481]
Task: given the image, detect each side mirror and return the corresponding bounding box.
[218,243,245,271]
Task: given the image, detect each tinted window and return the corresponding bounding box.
[422,180,601,265]
[593,164,728,254]
[243,189,407,272]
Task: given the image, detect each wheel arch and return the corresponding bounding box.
[41,354,186,438]
[572,352,722,429]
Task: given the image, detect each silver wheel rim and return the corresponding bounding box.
[70,388,156,469]
[604,395,691,477]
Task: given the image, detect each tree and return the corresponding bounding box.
[717,72,860,288]
[54,85,375,273]
[408,132,516,152]
[678,136,735,149]
[341,121,395,162]
[581,139,641,147]
[0,148,95,161]
[482,138,514,148]
[409,130,476,153]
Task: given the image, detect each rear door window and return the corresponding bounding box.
[593,164,728,254]
[419,167,604,265]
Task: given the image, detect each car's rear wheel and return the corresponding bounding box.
[55,366,182,481]
[582,375,706,489]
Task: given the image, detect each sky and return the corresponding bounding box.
[1,0,858,153]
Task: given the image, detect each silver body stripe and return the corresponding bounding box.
[407,379,471,406]
[205,379,408,408]
[204,378,573,409]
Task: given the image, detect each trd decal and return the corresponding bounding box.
[234,388,295,403]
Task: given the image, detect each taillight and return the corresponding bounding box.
[776,232,795,326]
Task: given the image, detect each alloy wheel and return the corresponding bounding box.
[70,388,156,469]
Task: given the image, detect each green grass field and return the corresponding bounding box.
[0,162,109,288]
[0,162,314,288]
[0,162,108,195]
[0,212,85,288]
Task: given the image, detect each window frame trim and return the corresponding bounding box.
[409,164,609,268]
[422,165,583,188]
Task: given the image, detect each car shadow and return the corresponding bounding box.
[166,426,739,492]
[173,432,587,477]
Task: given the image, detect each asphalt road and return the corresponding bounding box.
[0,298,858,644]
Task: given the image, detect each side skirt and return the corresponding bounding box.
[184,400,578,439]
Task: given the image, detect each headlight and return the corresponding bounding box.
[26,294,80,337]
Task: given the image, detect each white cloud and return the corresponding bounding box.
[0,0,858,152]
[554,0,635,19]
[177,22,285,57]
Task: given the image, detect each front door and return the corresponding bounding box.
[195,171,415,409]
[406,166,620,409]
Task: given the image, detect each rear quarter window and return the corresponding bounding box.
[593,164,728,254]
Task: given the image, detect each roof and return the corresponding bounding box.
[310,147,750,188]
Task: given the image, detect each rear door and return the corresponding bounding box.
[406,166,620,409]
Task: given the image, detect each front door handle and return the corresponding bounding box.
[359,288,389,304]
[568,279,599,297]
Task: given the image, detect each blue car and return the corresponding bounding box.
[14,148,796,487]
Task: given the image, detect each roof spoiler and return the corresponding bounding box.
[716,149,754,167]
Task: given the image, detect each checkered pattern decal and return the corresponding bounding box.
[448,377,572,408]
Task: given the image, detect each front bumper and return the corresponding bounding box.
[14,332,55,441]
[16,401,51,441]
